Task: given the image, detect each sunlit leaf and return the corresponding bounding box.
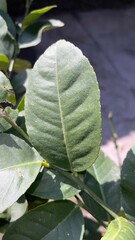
[0,107,18,132]
[25,40,101,172]
[22,5,57,30]
[0,133,41,213]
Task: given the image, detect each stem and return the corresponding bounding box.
[57,169,118,219]
[75,195,107,228]
[108,112,121,166]
[0,109,32,145]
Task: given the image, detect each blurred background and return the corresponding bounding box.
[7,0,135,165]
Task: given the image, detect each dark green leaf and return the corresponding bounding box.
[0,10,16,37]
[121,146,135,219]
[25,40,101,172]
[19,19,64,48]
[81,151,121,221]
[0,133,41,213]
[22,5,57,30]
[28,168,80,200]
[3,201,84,240]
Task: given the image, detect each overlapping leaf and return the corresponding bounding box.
[101,217,135,240]
[28,168,80,200]
[121,146,135,219]
[22,5,57,30]
[19,20,64,48]
[81,151,121,220]
[25,40,101,172]
[0,133,41,213]
[0,107,18,132]
[3,201,84,240]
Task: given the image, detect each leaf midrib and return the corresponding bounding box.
[0,160,41,171]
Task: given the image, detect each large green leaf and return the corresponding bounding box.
[25,40,101,172]
[0,0,7,12]
[0,133,41,213]
[28,168,80,200]
[81,151,121,220]
[19,19,64,48]
[101,217,135,240]
[121,146,135,219]
[3,200,84,240]
[22,5,57,30]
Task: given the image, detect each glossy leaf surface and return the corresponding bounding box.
[22,5,57,30]
[19,19,64,48]
[25,40,101,171]
[121,146,135,219]
[101,217,135,240]
[3,201,84,240]
[81,151,121,220]
[28,168,80,200]
[0,133,41,213]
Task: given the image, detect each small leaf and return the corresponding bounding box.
[0,0,7,12]
[101,217,135,240]
[0,10,16,38]
[0,71,16,105]
[28,168,80,200]
[19,19,64,48]
[22,5,57,30]
[81,151,121,221]
[25,40,101,172]
[7,195,28,222]
[0,54,9,72]
[0,107,18,132]
[14,58,32,72]
[0,133,41,213]
[3,201,84,240]
[121,146,135,219]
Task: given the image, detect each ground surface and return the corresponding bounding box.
[1,6,135,239]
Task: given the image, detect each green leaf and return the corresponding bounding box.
[22,5,57,30]
[81,151,121,221]
[0,107,18,132]
[0,0,7,12]
[0,17,14,58]
[25,40,101,172]
[28,168,80,200]
[0,71,16,105]
[0,133,41,213]
[101,217,135,240]
[121,146,135,219]
[19,19,64,48]
[6,195,28,222]
[3,200,84,240]
[0,55,31,73]
[0,10,16,38]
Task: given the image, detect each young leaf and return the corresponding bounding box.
[19,19,64,48]
[0,107,18,132]
[28,168,80,200]
[0,133,41,213]
[121,146,135,219]
[0,0,7,12]
[0,10,16,38]
[25,40,101,172]
[22,5,57,30]
[3,201,84,240]
[0,71,16,105]
[81,151,121,221]
[101,217,135,240]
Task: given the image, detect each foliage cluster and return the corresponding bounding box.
[0,1,135,239]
